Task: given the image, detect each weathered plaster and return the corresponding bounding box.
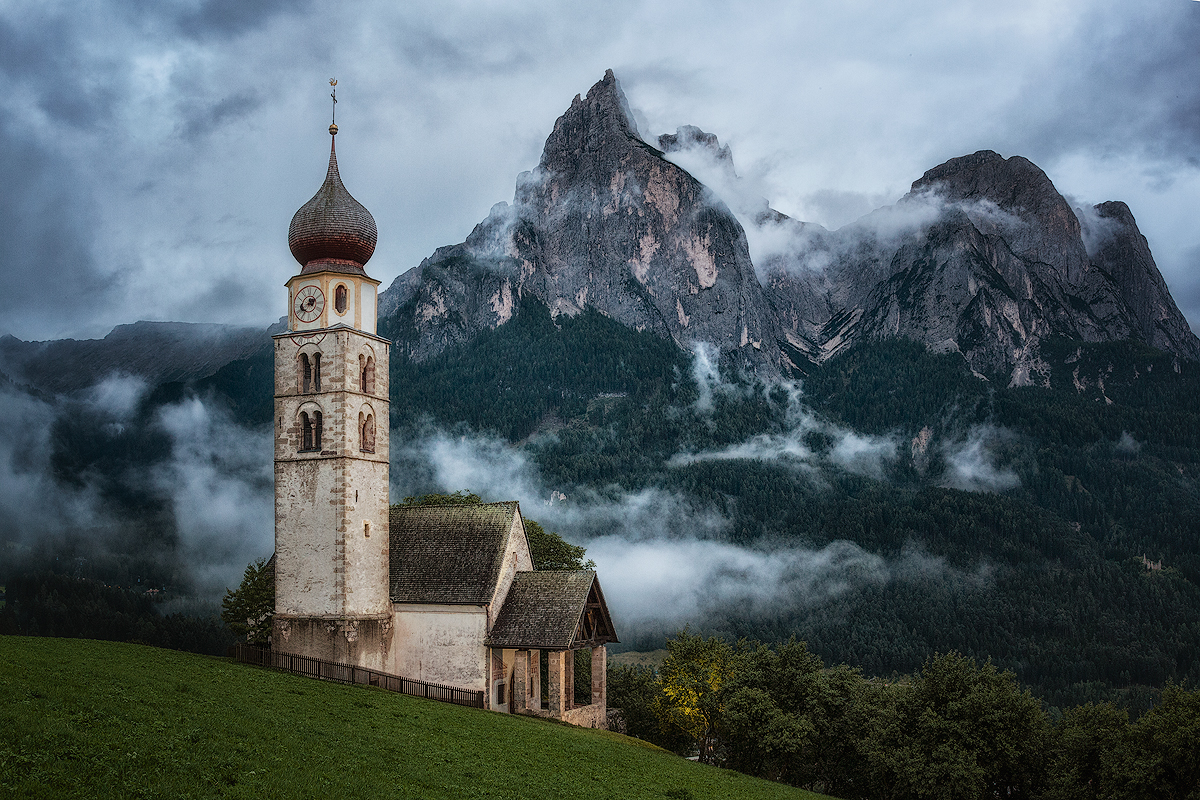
[390,604,489,690]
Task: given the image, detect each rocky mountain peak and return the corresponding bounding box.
[912,150,1068,222]
[379,75,1197,383]
[537,69,643,175]
[384,71,781,375]
[1087,201,1200,360]
[909,149,1087,286]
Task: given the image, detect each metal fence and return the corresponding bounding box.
[231,643,485,709]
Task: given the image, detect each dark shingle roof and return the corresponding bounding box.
[389,502,518,604]
[485,571,619,650]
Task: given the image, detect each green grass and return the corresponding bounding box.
[0,637,832,800]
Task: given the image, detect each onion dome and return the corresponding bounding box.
[288,131,377,275]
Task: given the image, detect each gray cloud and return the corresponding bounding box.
[0,370,272,601]
[1,0,1198,344]
[151,397,274,599]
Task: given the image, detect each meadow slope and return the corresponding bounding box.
[0,637,831,800]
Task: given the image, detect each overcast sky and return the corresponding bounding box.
[2,0,1198,342]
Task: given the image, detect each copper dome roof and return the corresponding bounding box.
[288,136,377,275]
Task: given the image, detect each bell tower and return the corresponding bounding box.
[272,92,392,668]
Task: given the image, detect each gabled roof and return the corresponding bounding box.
[485,571,619,650]
[389,502,518,604]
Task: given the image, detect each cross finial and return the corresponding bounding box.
[329,78,338,135]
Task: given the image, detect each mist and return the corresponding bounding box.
[673,345,899,481]
[152,397,274,601]
[0,372,273,605]
[939,425,1020,493]
[391,409,984,644]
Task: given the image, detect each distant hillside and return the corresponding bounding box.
[0,320,269,395]
[0,637,829,800]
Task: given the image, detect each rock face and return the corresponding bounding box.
[382,70,781,375]
[381,74,1199,381]
[764,151,1200,381]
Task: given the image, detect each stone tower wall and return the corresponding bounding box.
[273,323,391,669]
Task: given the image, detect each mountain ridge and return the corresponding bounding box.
[379,73,1199,385]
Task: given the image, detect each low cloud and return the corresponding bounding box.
[1114,431,1141,456]
[939,425,1020,492]
[0,373,272,604]
[152,397,274,599]
[0,386,110,552]
[391,422,972,642]
[590,537,975,637]
[398,428,729,542]
[1071,199,1124,260]
[670,347,898,480]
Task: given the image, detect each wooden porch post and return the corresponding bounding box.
[529,649,541,710]
[489,648,505,711]
[564,648,574,710]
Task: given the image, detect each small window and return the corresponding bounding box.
[359,412,375,453]
[335,284,348,315]
[300,411,313,451]
[299,410,323,452]
[496,681,506,706]
[313,353,322,392]
[359,354,376,395]
[300,353,312,393]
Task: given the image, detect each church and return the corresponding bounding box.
[269,115,618,728]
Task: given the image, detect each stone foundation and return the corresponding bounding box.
[561,703,608,729]
[273,614,392,670]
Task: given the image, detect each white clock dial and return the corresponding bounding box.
[294,285,325,323]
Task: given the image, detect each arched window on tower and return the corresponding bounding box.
[335,284,348,315]
[313,353,322,392]
[300,353,312,393]
[359,355,376,395]
[299,410,324,452]
[300,411,313,451]
[359,412,375,453]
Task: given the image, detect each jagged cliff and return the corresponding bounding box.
[381,70,781,376]
[765,151,1200,382]
[379,72,1200,383]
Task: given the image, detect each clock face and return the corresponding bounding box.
[293,285,325,323]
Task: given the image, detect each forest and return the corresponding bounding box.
[609,631,1200,800]
[384,300,1200,710]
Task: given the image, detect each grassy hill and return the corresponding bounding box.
[0,637,831,800]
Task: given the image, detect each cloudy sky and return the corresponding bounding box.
[2,0,1198,342]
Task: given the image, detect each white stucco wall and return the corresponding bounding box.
[390,605,489,690]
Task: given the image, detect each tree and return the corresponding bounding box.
[655,630,735,764]
[862,651,1049,800]
[524,519,594,570]
[1116,683,1200,800]
[220,557,274,646]
[1043,701,1130,800]
[400,490,482,506]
